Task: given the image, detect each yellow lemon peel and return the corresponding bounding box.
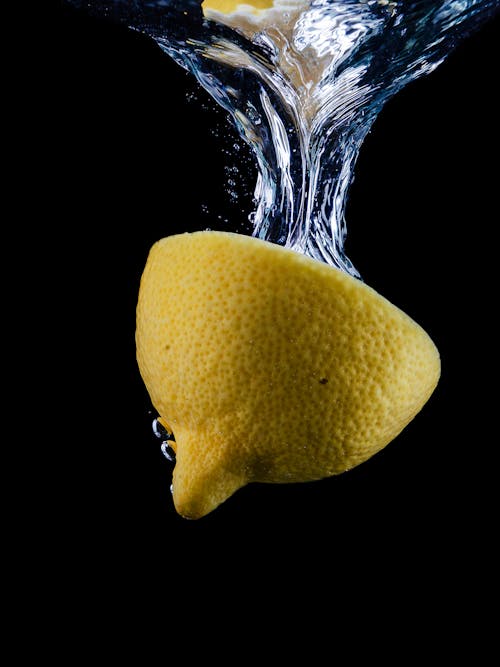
[201,0,310,40]
[202,0,274,15]
[136,231,440,519]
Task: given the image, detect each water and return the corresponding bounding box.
[152,417,176,461]
[65,0,499,276]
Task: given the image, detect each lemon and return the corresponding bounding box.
[136,232,440,519]
[201,0,310,38]
[202,0,274,14]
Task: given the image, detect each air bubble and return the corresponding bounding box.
[153,417,171,440]
[153,417,176,462]
[161,441,176,462]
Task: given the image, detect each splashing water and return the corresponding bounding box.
[65,0,498,276]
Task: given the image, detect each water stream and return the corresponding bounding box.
[65,0,498,276]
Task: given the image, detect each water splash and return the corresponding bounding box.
[65,0,499,276]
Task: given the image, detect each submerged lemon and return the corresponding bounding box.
[201,0,310,37]
[202,0,274,14]
[136,232,440,519]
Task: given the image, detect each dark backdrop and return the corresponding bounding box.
[58,3,498,594]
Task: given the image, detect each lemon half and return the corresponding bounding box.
[201,0,310,37]
[136,232,440,519]
[202,0,274,14]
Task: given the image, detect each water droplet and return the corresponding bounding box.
[161,441,176,462]
[153,417,175,464]
[153,417,170,439]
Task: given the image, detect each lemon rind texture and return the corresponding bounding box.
[136,231,440,518]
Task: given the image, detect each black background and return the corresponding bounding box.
[58,3,498,592]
